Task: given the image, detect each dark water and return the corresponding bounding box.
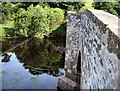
[0,37,65,90]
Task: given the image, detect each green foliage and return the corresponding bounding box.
[11,3,25,13]
[0,21,14,37]
[1,2,13,23]
[0,2,25,24]
[14,4,64,37]
[48,8,65,31]
[1,2,119,38]
[80,1,94,12]
[50,23,66,37]
[43,2,85,13]
[0,25,6,37]
[94,1,120,16]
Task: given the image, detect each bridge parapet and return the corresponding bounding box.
[58,9,120,90]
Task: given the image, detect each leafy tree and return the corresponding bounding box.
[1,2,13,23]
[0,2,25,24]
[14,4,64,37]
[80,1,94,12]
[11,3,25,13]
[40,2,85,14]
[113,2,120,16]
[94,1,120,16]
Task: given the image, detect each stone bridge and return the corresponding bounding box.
[58,9,120,90]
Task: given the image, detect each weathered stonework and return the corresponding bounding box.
[58,9,120,90]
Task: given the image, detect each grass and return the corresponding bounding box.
[0,21,14,37]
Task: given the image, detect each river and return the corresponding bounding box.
[0,37,65,90]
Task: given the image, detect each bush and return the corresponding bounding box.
[46,2,85,14]
[94,2,120,16]
[14,4,64,37]
[1,3,13,23]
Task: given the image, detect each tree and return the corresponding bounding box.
[94,1,120,16]
[0,2,26,24]
[42,2,85,13]
[14,4,64,37]
[1,2,13,23]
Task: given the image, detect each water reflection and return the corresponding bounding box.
[1,37,27,53]
[1,37,65,89]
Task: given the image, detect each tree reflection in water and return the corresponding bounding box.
[2,37,65,76]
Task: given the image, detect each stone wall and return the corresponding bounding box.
[58,9,120,90]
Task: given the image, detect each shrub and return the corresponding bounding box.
[14,4,64,37]
[94,2,120,16]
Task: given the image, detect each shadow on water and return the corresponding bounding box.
[1,37,65,89]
